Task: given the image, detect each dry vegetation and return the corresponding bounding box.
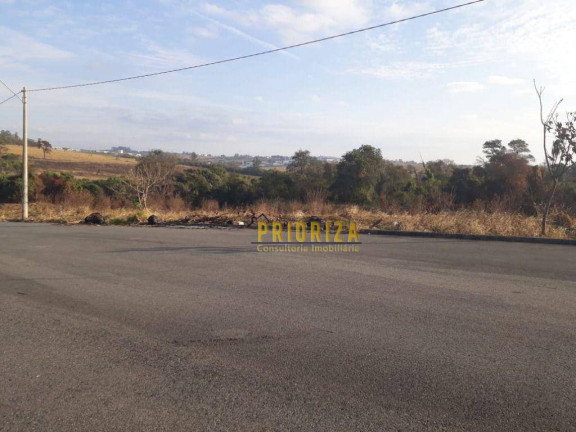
[4,144,135,179]
[1,200,573,239]
[2,145,575,239]
[4,144,136,164]
[4,145,196,179]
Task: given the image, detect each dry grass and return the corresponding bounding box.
[4,145,195,179]
[5,144,136,179]
[0,201,573,239]
[5,144,136,165]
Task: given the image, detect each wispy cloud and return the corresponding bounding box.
[191,10,298,58]
[380,1,431,21]
[128,41,203,69]
[189,25,219,39]
[488,75,526,86]
[425,0,576,82]
[349,60,473,80]
[0,26,72,68]
[446,81,485,93]
[202,0,371,45]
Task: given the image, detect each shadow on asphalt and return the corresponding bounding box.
[107,239,460,255]
[107,246,257,254]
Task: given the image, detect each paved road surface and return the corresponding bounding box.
[1,222,575,431]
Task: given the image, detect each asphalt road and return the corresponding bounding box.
[1,222,575,431]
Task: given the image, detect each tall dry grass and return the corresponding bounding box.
[0,199,574,239]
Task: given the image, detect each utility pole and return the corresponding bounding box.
[22,87,28,220]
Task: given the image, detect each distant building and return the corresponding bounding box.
[111,146,133,154]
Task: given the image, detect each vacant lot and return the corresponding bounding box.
[4,144,135,179]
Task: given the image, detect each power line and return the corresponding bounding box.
[0,79,22,102]
[28,0,484,93]
[0,93,20,106]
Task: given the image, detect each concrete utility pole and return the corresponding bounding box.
[22,87,28,220]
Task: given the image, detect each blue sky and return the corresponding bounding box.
[1,0,575,163]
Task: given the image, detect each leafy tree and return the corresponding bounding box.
[482,140,506,162]
[507,139,535,162]
[376,162,413,210]
[332,145,384,205]
[426,160,454,181]
[258,170,296,201]
[448,167,486,205]
[0,130,21,146]
[287,150,327,201]
[37,139,53,159]
[217,174,257,206]
[484,152,532,209]
[287,150,320,174]
[173,166,228,206]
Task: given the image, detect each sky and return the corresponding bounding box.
[1,0,575,164]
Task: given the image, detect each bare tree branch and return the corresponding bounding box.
[534,79,574,236]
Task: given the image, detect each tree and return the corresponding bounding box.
[123,150,177,210]
[0,130,21,146]
[507,139,535,162]
[534,80,571,235]
[258,170,296,201]
[0,142,6,156]
[332,145,384,205]
[484,152,532,209]
[482,140,506,162]
[287,150,326,200]
[37,139,52,159]
[252,157,262,170]
[448,167,485,205]
[287,150,320,174]
[426,160,454,180]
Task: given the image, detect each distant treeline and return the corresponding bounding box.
[1,137,576,215]
[0,130,38,147]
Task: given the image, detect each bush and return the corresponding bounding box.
[0,175,20,203]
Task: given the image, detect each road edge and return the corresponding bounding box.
[360,229,576,246]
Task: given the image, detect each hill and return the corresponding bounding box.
[4,144,135,179]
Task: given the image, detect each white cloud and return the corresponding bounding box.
[129,42,203,69]
[259,4,333,44]
[349,60,472,80]
[202,3,228,16]
[425,0,576,85]
[488,75,525,86]
[190,10,297,58]
[203,0,371,45]
[446,81,485,93]
[201,2,259,25]
[355,0,576,92]
[296,0,369,25]
[367,32,401,54]
[189,25,219,39]
[0,26,72,68]
[381,1,431,21]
